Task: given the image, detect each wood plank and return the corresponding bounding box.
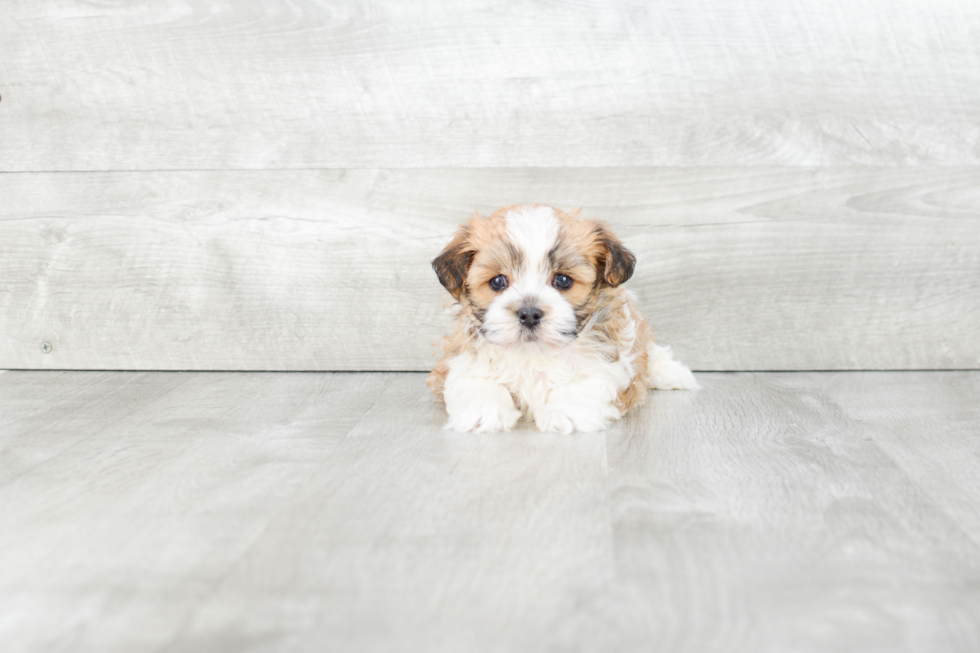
[1,0,979,170]
[1,168,978,371]
[822,371,980,543]
[3,371,979,651]
[0,371,190,487]
[562,372,980,652]
[163,373,613,652]
[0,371,391,653]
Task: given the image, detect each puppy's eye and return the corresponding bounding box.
[489,275,508,291]
[553,274,573,290]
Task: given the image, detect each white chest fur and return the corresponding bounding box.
[442,319,639,434]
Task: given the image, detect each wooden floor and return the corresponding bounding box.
[2,370,979,652]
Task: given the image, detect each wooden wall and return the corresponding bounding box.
[1,0,978,371]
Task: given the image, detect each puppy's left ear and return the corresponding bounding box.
[432,227,475,300]
[596,226,636,287]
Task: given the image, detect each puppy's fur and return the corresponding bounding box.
[428,204,697,433]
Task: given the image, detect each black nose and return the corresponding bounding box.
[517,306,544,328]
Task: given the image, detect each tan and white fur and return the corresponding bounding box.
[428,204,697,434]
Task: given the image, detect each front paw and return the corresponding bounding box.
[445,385,522,433]
[534,401,620,434]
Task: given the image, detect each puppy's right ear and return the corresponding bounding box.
[432,227,475,300]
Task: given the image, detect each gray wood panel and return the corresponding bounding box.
[570,372,980,651]
[0,371,191,487]
[1,0,978,170]
[2,370,979,652]
[0,371,392,652]
[823,372,980,543]
[1,168,977,371]
[170,374,613,652]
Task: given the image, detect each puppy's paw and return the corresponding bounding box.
[445,384,521,433]
[534,405,576,435]
[534,401,619,434]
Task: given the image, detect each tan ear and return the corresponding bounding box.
[596,225,636,287]
[432,227,475,299]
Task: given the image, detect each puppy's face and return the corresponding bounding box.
[433,205,636,351]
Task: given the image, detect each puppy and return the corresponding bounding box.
[428,204,698,433]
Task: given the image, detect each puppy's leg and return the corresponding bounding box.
[443,359,521,433]
[533,378,622,434]
[647,344,700,390]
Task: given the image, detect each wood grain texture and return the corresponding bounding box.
[564,372,980,652]
[0,371,392,652]
[167,374,613,652]
[1,168,977,371]
[822,372,980,543]
[1,0,979,170]
[0,371,191,488]
[1,370,979,652]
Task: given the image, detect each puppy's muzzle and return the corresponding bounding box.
[517,305,544,329]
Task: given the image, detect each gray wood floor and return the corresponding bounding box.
[2,370,979,652]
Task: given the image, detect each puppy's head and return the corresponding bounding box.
[432,204,635,350]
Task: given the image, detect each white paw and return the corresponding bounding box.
[445,385,522,433]
[534,401,619,434]
[534,405,576,434]
[648,344,700,390]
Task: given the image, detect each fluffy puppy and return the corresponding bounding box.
[428,204,698,434]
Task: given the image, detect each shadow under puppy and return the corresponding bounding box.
[429,204,698,433]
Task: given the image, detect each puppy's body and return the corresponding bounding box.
[428,205,696,433]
